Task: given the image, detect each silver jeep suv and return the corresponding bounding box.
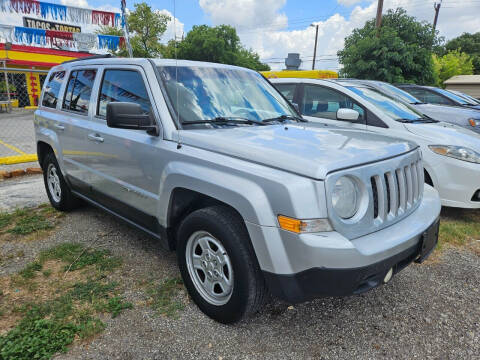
[35,57,441,323]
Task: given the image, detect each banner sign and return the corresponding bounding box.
[23,17,81,33]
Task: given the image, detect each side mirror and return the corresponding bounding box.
[336,108,360,122]
[106,102,158,136]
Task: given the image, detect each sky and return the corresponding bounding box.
[2,0,480,71]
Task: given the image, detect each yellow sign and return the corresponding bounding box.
[261,70,338,79]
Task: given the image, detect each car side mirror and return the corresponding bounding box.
[336,108,360,122]
[106,102,159,136]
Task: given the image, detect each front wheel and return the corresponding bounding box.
[176,206,268,323]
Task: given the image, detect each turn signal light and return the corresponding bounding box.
[277,215,332,233]
[469,118,478,127]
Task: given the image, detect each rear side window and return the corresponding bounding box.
[42,71,65,108]
[97,70,151,117]
[62,70,97,114]
[275,84,296,102]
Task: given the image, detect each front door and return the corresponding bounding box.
[82,66,164,232]
[300,84,367,130]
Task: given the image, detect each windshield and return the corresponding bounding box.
[451,90,480,105]
[433,88,471,105]
[348,86,425,122]
[157,66,297,124]
[372,82,422,104]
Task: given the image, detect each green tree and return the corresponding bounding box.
[165,25,269,71]
[433,50,474,87]
[443,32,480,74]
[337,8,440,84]
[97,2,169,58]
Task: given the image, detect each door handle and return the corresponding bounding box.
[88,133,104,143]
[54,124,65,131]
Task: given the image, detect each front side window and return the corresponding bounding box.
[275,84,296,102]
[158,66,297,124]
[404,88,453,106]
[349,86,425,122]
[434,88,471,105]
[302,85,365,121]
[98,70,152,117]
[62,70,97,114]
[42,71,65,108]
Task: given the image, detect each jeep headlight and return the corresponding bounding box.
[332,176,359,219]
[429,145,480,164]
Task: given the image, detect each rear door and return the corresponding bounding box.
[299,84,367,130]
[57,68,98,185]
[81,65,163,230]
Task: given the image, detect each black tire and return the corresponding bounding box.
[42,152,81,211]
[176,206,268,324]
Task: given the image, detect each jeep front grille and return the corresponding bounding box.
[325,149,423,240]
[370,159,424,221]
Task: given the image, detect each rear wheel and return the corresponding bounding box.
[176,206,268,323]
[42,152,81,211]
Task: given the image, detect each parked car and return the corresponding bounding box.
[396,84,480,110]
[35,57,441,323]
[449,90,480,105]
[271,78,480,209]
[335,79,480,134]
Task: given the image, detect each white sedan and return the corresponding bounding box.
[272,78,480,208]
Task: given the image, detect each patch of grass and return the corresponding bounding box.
[0,213,13,229]
[39,243,122,272]
[70,279,117,303]
[42,269,53,278]
[8,215,53,235]
[18,262,43,279]
[0,243,131,360]
[96,296,133,318]
[438,209,480,252]
[0,205,62,240]
[147,277,185,318]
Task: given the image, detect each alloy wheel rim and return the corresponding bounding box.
[185,231,234,306]
[47,163,61,203]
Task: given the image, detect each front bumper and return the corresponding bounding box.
[426,153,480,208]
[245,185,441,303]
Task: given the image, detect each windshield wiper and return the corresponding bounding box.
[262,114,307,123]
[397,117,437,124]
[182,116,266,126]
[411,101,426,105]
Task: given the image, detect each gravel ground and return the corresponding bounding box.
[0,202,478,360]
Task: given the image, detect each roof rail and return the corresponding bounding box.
[62,54,115,64]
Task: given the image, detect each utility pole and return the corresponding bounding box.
[311,24,319,70]
[121,0,133,58]
[375,0,384,37]
[433,0,442,33]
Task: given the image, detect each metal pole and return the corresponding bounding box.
[121,0,134,58]
[433,0,442,33]
[312,25,319,70]
[375,0,384,37]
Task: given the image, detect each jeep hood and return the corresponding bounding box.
[179,125,417,180]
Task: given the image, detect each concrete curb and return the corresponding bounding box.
[0,167,42,180]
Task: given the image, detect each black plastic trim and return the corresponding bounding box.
[262,241,424,304]
[68,175,170,250]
